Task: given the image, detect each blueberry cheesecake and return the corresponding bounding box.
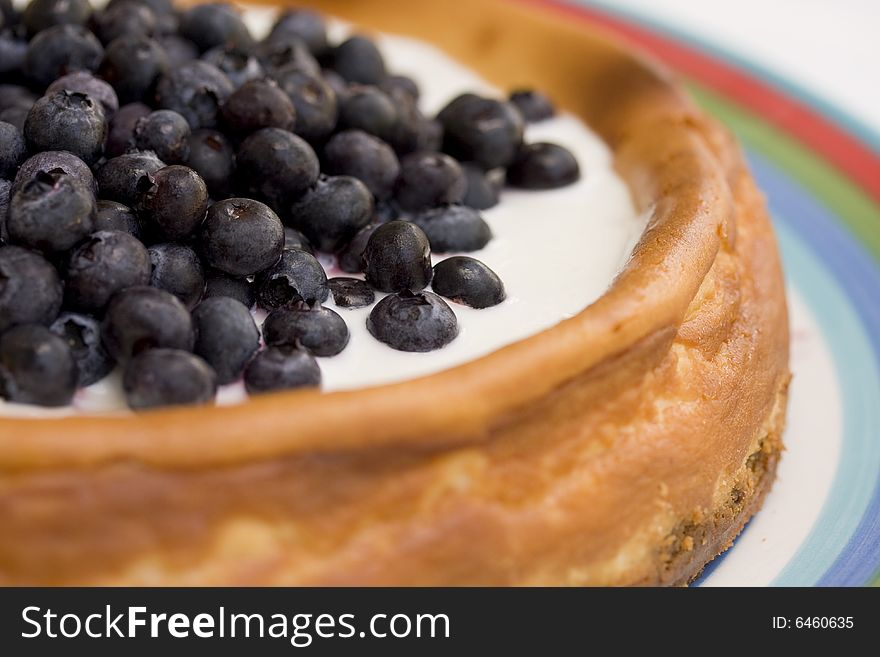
[0,0,789,586]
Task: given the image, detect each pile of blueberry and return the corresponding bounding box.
[0,0,580,410]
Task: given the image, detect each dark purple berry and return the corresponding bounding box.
[255,247,328,310]
[284,226,313,254]
[363,220,432,293]
[267,9,329,56]
[380,75,419,101]
[509,89,555,122]
[154,60,233,130]
[432,256,505,308]
[65,229,151,311]
[507,142,580,189]
[24,24,104,88]
[288,175,373,252]
[0,121,26,180]
[323,129,400,200]
[272,66,337,143]
[148,242,205,310]
[99,35,169,104]
[0,324,77,407]
[411,204,491,253]
[50,311,114,386]
[328,277,374,309]
[221,78,296,134]
[338,85,397,141]
[244,346,320,395]
[255,37,319,77]
[462,163,502,210]
[337,222,377,274]
[236,127,319,210]
[132,110,191,163]
[13,150,96,196]
[198,197,284,276]
[46,71,119,117]
[263,303,349,357]
[23,0,91,36]
[24,91,107,165]
[179,3,253,53]
[437,94,524,169]
[105,101,151,157]
[95,200,141,238]
[91,0,156,45]
[96,150,165,206]
[7,170,96,253]
[158,34,198,67]
[331,35,386,85]
[137,165,208,240]
[192,296,258,384]
[0,245,62,333]
[123,348,216,410]
[185,129,235,199]
[101,285,194,362]
[203,271,254,308]
[201,44,264,88]
[395,151,466,211]
[367,291,458,352]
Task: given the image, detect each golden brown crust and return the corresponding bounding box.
[0,0,790,585]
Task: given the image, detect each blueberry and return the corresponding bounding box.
[462,163,502,210]
[255,247,328,310]
[411,204,492,253]
[267,9,329,57]
[7,170,96,253]
[13,150,96,196]
[331,36,386,85]
[0,105,29,132]
[0,121,26,180]
[101,285,194,362]
[0,324,77,407]
[437,94,524,169]
[0,179,10,244]
[132,110,191,163]
[148,243,205,310]
[509,89,555,123]
[0,85,37,114]
[323,129,400,200]
[95,150,165,206]
[24,24,104,88]
[123,348,216,410]
[337,222,377,273]
[243,346,320,395]
[49,311,114,386]
[271,66,337,143]
[46,71,119,117]
[95,200,141,238]
[507,142,580,189]
[255,38,319,78]
[0,34,27,78]
[221,78,296,134]
[364,220,432,293]
[380,75,419,101]
[283,226,313,254]
[367,290,458,352]
[263,303,349,357]
[192,296,258,384]
[288,175,373,252]
[236,127,319,211]
[202,44,264,88]
[203,270,254,308]
[385,92,439,156]
[99,35,169,104]
[155,60,233,130]
[65,229,151,311]
[338,85,397,141]
[108,0,174,34]
[158,34,198,67]
[91,1,156,45]
[321,68,349,102]
[185,129,234,199]
[179,3,253,53]
[432,256,505,309]
[0,245,63,333]
[395,151,467,211]
[137,165,208,240]
[24,91,107,165]
[198,197,284,276]
[22,0,91,36]
[105,102,150,157]
[328,277,374,309]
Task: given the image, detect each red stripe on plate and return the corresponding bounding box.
[519,0,880,204]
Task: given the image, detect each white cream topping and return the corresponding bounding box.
[0,5,645,417]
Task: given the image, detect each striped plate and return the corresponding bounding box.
[520,0,880,586]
